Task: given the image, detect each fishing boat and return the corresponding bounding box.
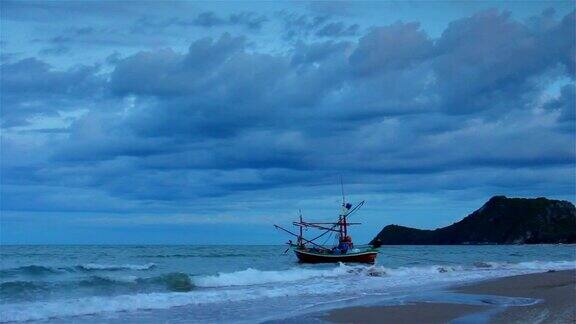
[274,184,379,264]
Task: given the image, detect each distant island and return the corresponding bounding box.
[370,196,576,246]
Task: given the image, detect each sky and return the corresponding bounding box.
[1,0,575,245]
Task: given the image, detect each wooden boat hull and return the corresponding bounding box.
[294,249,378,264]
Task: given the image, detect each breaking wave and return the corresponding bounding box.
[149,273,194,292]
[470,260,575,270]
[195,266,351,287]
[1,260,573,322]
[194,260,575,288]
[76,263,157,271]
[77,272,193,292]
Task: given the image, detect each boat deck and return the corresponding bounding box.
[295,248,378,264]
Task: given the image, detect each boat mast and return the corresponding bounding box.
[274,224,331,251]
[274,177,366,251]
[275,199,365,250]
[298,210,303,248]
[340,176,347,240]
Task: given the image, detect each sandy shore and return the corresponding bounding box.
[321,269,575,324]
[320,302,490,323]
[456,269,576,323]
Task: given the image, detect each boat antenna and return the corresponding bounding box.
[340,175,345,205]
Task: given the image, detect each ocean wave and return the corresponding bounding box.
[0,281,48,299]
[194,260,576,288]
[471,260,576,270]
[0,263,157,278]
[76,263,156,271]
[1,291,211,322]
[0,265,62,277]
[193,263,461,288]
[1,260,573,322]
[138,253,250,258]
[195,266,346,287]
[5,260,569,299]
[77,275,138,287]
[0,272,194,301]
[146,273,194,292]
[77,272,193,292]
[0,281,302,322]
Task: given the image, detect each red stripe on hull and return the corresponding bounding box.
[295,250,377,264]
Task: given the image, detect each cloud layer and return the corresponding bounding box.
[1,4,575,243]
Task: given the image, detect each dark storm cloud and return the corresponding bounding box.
[29,9,260,55]
[545,84,576,134]
[433,9,575,115]
[193,11,268,30]
[315,22,360,37]
[1,58,99,94]
[129,11,268,34]
[1,7,574,221]
[545,10,576,77]
[54,9,574,167]
[36,25,156,50]
[552,84,576,122]
[0,58,103,127]
[279,12,360,40]
[291,40,351,64]
[350,22,433,75]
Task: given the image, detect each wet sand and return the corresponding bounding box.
[320,302,490,323]
[456,269,576,323]
[321,269,575,324]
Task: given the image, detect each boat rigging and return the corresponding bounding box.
[274,182,378,264]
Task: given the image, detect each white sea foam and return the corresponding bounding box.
[495,260,575,270]
[78,263,156,271]
[1,260,573,322]
[194,265,351,287]
[194,260,575,288]
[0,286,304,322]
[95,274,140,283]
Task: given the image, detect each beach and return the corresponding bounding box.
[322,269,576,323]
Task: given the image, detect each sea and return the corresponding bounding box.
[1,244,574,323]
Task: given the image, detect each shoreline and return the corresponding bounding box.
[320,269,576,323]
